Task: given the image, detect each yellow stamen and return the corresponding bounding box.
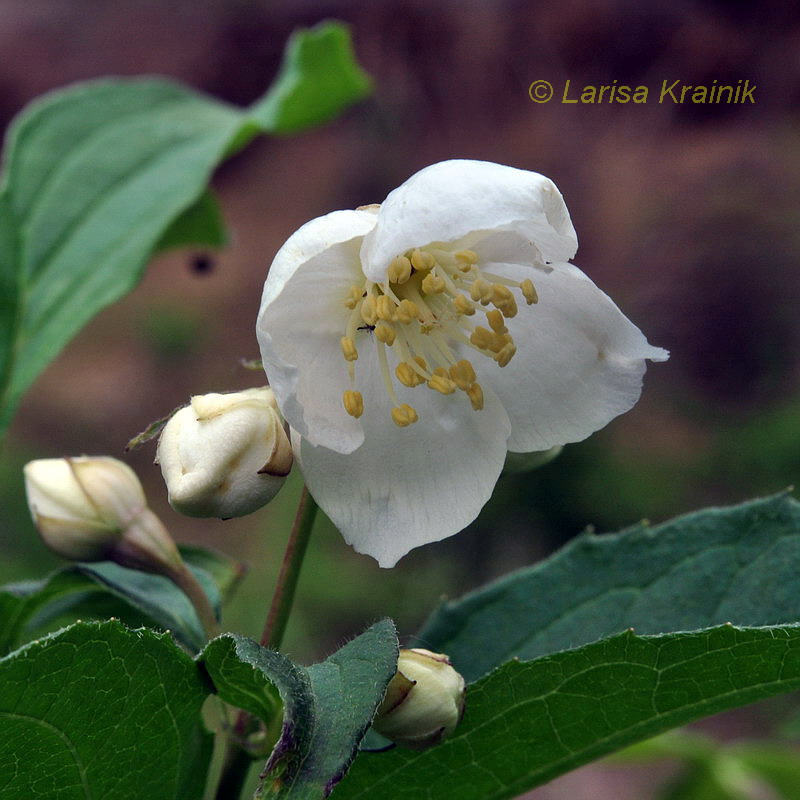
[391,404,419,427]
[428,373,457,394]
[410,249,436,271]
[499,295,518,319]
[495,343,517,367]
[376,295,396,321]
[388,255,412,284]
[449,359,477,390]
[344,285,362,309]
[360,295,378,325]
[375,323,396,345]
[455,249,479,265]
[470,326,495,350]
[467,382,484,410]
[454,294,475,316]
[486,309,507,334]
[396,362,420,387]
[395,299,419,324]
[520,278,538,304]
[421,272,446,294]
[470,278,493,304]
[340,336,358,361]
[343,390,364,418]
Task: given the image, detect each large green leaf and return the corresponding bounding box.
[417,493,800,681]
[0,620,212,799]
[337,624,800,800]
[200,619,398,799]
[0,21,369,435]
[0,545,242,654]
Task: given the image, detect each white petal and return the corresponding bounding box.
[294,370,512,568]
[478,262,668,452]
[360,160,577,282]
[256,209,377,453]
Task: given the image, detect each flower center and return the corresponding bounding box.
[339,248,538,427]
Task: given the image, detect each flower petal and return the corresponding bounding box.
[294,371,512,568]
[476,262,668,452]
[360,160,578,282]
[256,209,377,453]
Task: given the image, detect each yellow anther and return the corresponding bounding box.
[421,272,446,294]
[395,299,419,324]
[467,382,484,411]
[495,343,517,367]
[455,249,479,265]
[344,285,363,309]
[486,308,507,334]
[391,404,419,427]
[454,294,475,316]
[343,390,364,418]
[410,249,436,271]
[488,333,508,354]
[376,295,396,321]
[375,323,396,345]
[520,278,538,304]
[492,284,513,304]
[427,373,457,395]
[413,356,427,371]
[470,278,493,304]
[449,359,477,390]
[360,295,378,325]
[340,336,358,362]
[388,255,412,285]
[470,326,495,350]
[396,362,419,387]
[499,295,518,319]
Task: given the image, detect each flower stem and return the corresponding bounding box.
[168,561,221,640]
[260,484,318,649]
[214,485,318,799]
[214,746,253,800]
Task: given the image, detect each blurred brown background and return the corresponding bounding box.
[2,1,799,797]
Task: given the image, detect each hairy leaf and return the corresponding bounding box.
[417,493,800,681]
[337,624,800,800]
[200,619,398,799]
[0,545,242,654]
[0,620,212,799]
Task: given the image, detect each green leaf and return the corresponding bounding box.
[0,21,370,436]
[0,545,242,654]
[0,620,212,799]
[200,618,398,798]
[417,493,800,682]
[249,21,372,135]
[336,624,800,800]
[155,188,228,251]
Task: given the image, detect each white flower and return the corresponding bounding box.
[157,388,292,519]
[256,160,667,567]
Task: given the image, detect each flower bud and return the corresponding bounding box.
[157,387,292,519]
[24,456,182,573]
[373,648,466,750]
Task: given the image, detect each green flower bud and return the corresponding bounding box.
[373,648,466,750]
[157,387,292,519]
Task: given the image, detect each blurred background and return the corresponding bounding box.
[1,1,799,797]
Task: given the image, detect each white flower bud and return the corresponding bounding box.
[157,387,292,519]
[373,648,466,750]
[24,456,182,572]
